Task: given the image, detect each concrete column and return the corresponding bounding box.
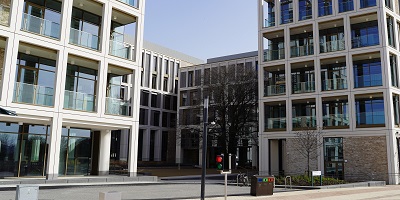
[176,128,182,164]
[98,130,111,176]
[53,48,68,112]
[97,60,108,117]
[46,113,63,180]
[142,129,150,161]
[387,131,399,184]
[259,137,269,175]
[270,139,279,175]
[3,37,19,105]
[154,130,162,161]
[128,123,139,177]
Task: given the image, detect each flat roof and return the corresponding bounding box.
[143,41,204,65]
[206,51,258,63]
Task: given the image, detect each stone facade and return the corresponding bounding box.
[285,138,318,175]
[343,136,389,183]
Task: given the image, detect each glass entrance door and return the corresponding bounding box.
[18,133,47,177]
[324,137,344,179]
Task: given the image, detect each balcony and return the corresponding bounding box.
[70,28,99,50]
[266,117,286,130]
[0,4,10,26]
[356,111,385,126]
[351,34,379,48]
[323,114,349,127]
[299,10,312,20]
[281,10,293,24]
[21,13,60,39]
[264,49,285,62]
[320,40,345,53]
[64,90,96,112]
[291,45,314,57]
[355,74,382,88]
[265,84,286,96]
[264,18,275,27]
[109,39,134,60]
[117,0,138,8]
[293,81,315,93]
[318,4,332,16]
[13,82,54,106]
[292,116,316,128]
[322,78,347,91]
[105,97,130,116]
[339,1,353,12]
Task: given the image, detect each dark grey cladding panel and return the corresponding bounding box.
[207,51,258,64]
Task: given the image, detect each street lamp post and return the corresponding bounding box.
[200,96,209,200]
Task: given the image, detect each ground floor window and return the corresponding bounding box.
[324,137,343,179]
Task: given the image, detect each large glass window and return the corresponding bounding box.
[351,21,379,48]
[22,0,62,39]
[353,58,382,88]
[14,53,56,106]
[70,7,101,50]
[355,97,385,126]
[390,54,398,88]
[280,0,293,24]
[324,138,344,179]
[318,0,332,17]
[291,68,315,94]
[64,64,98,112]
[263,0,275,27]
[109,18,136,60]
[299,0,312,21]
[321,63,347,91]
[264,104,286,130]
[360,0,376,8]
[292,102,316,128]
[59,128,91,176]
[338,0,353,12]
[290,32,314,57]
[319,27,345,53]
[387,15,395,48]
[393,94,400,126]
[322,100,349,127]
[106,73,130,116]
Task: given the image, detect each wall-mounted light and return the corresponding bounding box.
[305,64,308,68]
[18,122,23,125]
[66,126,71,129]
[25,50,30,55]
[71,60,75,65]
[335,60,339,63]
[79,3,84,7]
[113,16,117,20]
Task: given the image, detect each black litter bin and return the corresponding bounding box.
[250,175,274,196]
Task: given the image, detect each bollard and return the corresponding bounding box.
[99,191,121,200]
[15,185,39,200]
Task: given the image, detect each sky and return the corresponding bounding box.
[143,0,258,62]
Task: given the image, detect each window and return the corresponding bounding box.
[324,138,344,179]
[338,0,353,12]
[319,27,345,53]
[180,91,188,106]
[151,93,158,108]
[195,70,201,86]
[280,0,293,24]
[360,0,376,8]
[394,94,400,126]
[151,74,157,89]
[264,104,286,130]
[321,63,347,91]
[385,0,392,9]
[351,21,379,48]
[322,100,349,127]
[139,108,148,125]
[144,53,151,88]
[140,90,149,106]
[290,32,314,57]
[151,110,160,126]
[318,0,332,17]
[299,0,312,20]
[204,68,210,85]
[387,15,395,48]
[164,60,169,74]
[70,7,101,50]
[188,71,194,87]
[180,72,187,88]
[390,54,398,87]
[153,56,158,71]
[164,95,171,110]
[356,97,385,126]
[263,0,275,27]
[353,58,382,88]
[163,77,168,92]
[162,112,168,127]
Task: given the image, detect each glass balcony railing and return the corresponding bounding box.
[264,18,275,27]
[21,13,60,39]
[323,114,349,127]
[280,10,293,24]
[13,82,54,106]
[70,28,99,50]
[292,116,317,128]
[318,5,332,16]
[109,39,134,60]
[117,0,138,8]
[339,1,354,12]
[351,33,379,48]
[265,84,286,96]
[320,39,345,53]
[0,4,10,26]
[299,10,312,20]
[322,78,347,91]
[263,49,285,62]
[291,45,314,57]
[293,81,315,93]
[266,117,286,129]
[355,74,382,88]
[105,97,130,116]
[64,90,96,112]
[356,111,385,125]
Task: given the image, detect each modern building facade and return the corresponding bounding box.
[136,41,203,165]
[258,0,400,184]
[0,0,145,179]
[177,52,259,168]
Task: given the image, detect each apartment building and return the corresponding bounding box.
[177,52,258,168]
[134,41,203,166]
[0,0,145,179]
[258,0,400,184]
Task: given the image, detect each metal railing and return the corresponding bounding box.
[292,116,317,128]
[322,78,347,91]
[320,39,345,53]
[263,49,285,62]
[21,13,60,39]
[266,117,286,129]
[351,33,379,48]
[265,84,286,96]
[0,4,10,26]
[69,27,100,50]
[13,82,54,106]
[323,114,349,126]
[64,90,96,112]
[291,45,314,57]
[109,39,134,60]
[105,97,130,116]
[293,81,315,93]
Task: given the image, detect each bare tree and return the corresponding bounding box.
[291,126,324,176]
[205,64,258,157]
